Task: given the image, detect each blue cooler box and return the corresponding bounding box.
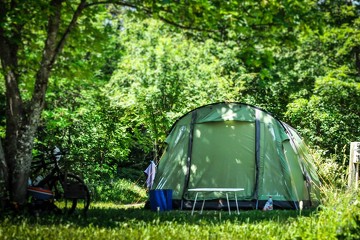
[150,189,172,211]
[27,187,53,200]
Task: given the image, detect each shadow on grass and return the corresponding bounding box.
[0,203,316,228]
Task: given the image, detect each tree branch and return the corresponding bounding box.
[84,0,140,9]
[0,0,20,73]
[32,0,86,104]
[38,0,64,73]
[84,1,217,33]
[50,0,87,67]
[0,0,22,125]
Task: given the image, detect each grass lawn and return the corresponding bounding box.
[1,198,359,240]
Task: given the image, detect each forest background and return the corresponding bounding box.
[0,0,360,205]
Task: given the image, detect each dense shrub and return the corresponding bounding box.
[312,146,348,189]
[90,178,147,204]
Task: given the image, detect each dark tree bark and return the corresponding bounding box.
[355,46,360,76]
[0,138,7,209]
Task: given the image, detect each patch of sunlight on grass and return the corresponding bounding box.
[90,201,145,210]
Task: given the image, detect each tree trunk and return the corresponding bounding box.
[0,138,8,209]
[0,0,87,207]
[355,46,360,76]
[2,60,37,205]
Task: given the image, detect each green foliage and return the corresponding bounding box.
[317,1,360,76]
[33,9,131,182]
[28,1,359,183]
[311,146,349,188]
[91,178,147,204]
[53,4,120,81]
[141,0,320,45]
[256,0,360,158]
[285,75,360,159]
[38,87,135,182]
[105,17,248,159]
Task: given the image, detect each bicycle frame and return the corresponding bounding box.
[28,148,90,215]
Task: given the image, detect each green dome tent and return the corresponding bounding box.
[151,102,320,210]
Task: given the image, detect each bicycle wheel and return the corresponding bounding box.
[49,173,90,215]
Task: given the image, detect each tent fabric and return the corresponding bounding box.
[151,102,321,210]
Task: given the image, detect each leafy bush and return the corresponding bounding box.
[312,146,348,188]
[90,178,147,204]
[285,76,360,160]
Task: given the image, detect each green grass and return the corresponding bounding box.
[1,193,360,240]
[0,203,300,240]
[1,177,360,239]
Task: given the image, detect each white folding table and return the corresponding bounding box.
[187,188,244,215]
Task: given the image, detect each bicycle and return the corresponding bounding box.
[27,147,91,215]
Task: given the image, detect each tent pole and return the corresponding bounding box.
[254,109,261,209]
[181,111,197,203]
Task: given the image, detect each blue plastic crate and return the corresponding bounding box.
[150,189,172,211]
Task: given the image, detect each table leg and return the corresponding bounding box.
[235,193,239,214]
[226,193,231,215]
[201,198,205,214]
[191,192,199,216]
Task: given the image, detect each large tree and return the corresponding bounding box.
[0,0,319,208]
[0,0,94,207]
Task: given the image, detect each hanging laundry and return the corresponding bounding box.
[144,160,156,189]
